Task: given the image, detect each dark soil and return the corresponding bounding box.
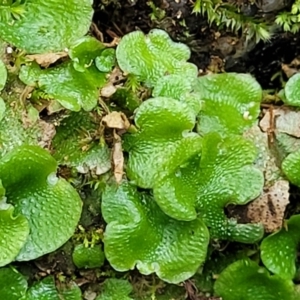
[93,0,300,90]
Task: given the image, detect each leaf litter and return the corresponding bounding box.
[234,117,291,233]
[102,111,130,183]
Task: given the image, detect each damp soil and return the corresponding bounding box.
[92,0,300,90]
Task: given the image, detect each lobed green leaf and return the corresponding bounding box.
[26,276,81,300]
[0,268,27,300]
[125,97,264,242]
[195,73,262,136]
[95,48,116,73]
[96,279,133,300]
[0,0,93,53]
[0,206,29,266]
[116,29,198,87]
[102,183,209,284]
[154,133,264,242]
[125,97,201,189]
[69,36,105,72]
[284,73,300,106]
[19,62,107,111]
[282,147,300,186]
[72,244,105,269]
[261,215,300,280]
[214,259,297,300]
[0,145,82,261]
[153,74,202,114]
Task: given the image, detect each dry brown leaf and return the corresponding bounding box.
[26,52,68,68]
[281,57,300,78]
[246,180,289,233]
[112,131,124,184]
[241,125,289,232]
[101,82,117,98]
[100,67,124,98]
[102,111,130,130]
[243,125,282,186]
[108,67,125,84]
[37,120,56,149]
[103,37,120,48]
[47,100,65,115]
[260,107,300,138]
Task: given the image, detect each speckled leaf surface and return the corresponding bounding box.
[26,276,81,300]
[72,244,105,269]
[124,97,202,188]
[96,279,133,300]
[154,133,264,242]
[214,259,296,300]
[284,73,300,106]
[26,277,60,300]
[52,111,111,174]
[152,74,202,114]
[69,36,105,72]
[153,153,200,221]
[282,148,300,186]
[195,73,262,136]
[197,134,264,241]
[0,146,82,261]
[0,97,5,122]
[0,105,43,158]
[0,59,7,91]
[116,29,198,86]
[125,98,264,242]
[153,74,194,99]
[277,132,300,154]
[0,0,93,53]
[0,206,29,266]
[0,268,27,300]
[111,88,141,112]
[95,48,116,73]
[19,62,107,111]
[194,249,249,294]
[102,183,209,284]
[261,215,300,280]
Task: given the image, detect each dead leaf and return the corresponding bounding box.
[90,22,104,42]
[101,82,117,98]
[112,131,124,184]
[47,100,65,115]
[26,52,68,68]
[243,125,282,186]
[207,55,225,73]
[282,57,300,78]
[37,120,56,149]
[102,111,130,130]
[184,280,198,300]
[260,107,300,138]
[100,67,124,98]
[246,180,289,233]
[103,37,120,48]
[20,85,34,105]
[108,67,125,84]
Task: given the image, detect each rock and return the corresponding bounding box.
[258,0,289,13]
